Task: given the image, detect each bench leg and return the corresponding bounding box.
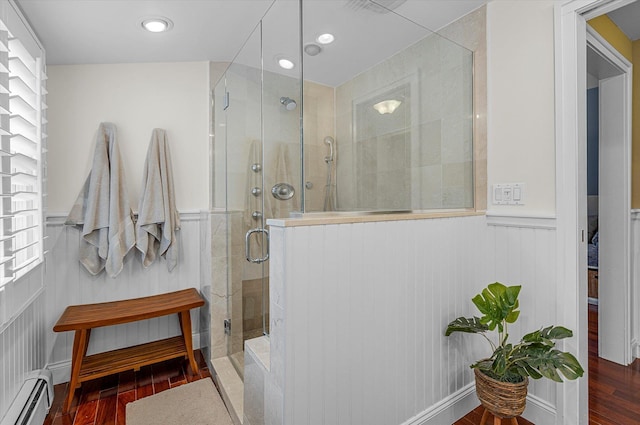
[63,329,90,413]
[179,310,199,374]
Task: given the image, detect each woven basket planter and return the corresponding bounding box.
[474,368,528,419]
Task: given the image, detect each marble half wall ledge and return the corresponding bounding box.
[267,209,484,227]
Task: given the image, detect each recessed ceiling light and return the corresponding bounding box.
[317,33,335,44]
[278,58,295,70]
[141,17,173,33]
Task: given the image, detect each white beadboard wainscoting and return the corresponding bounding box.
[250,213,561,425]
[44,212,206,384]
[0,268,46,420]
[632,210,640,359]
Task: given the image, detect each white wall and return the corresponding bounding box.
[487,1,557,215]
[44,213,205,384]
[46,62,210,213]
[257,215,560,425]
[43,61,216,383]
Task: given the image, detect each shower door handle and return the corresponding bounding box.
[245,228,270,263]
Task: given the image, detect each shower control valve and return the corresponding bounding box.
[251,187,262,197]
[251,163,262,173]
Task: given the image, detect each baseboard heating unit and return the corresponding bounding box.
[0,370,53,425]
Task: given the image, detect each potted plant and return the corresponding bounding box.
[445,282,584,422]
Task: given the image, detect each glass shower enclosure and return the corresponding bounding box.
[212,0,474,379]
[213,1,302,378]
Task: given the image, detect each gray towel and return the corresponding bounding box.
[136,129,180,271]
[65,123,136,277]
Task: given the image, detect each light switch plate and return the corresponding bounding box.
[493,183,525,205]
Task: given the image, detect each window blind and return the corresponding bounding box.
[0,9,45,289]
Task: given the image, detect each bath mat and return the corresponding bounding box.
[126,379,233,425]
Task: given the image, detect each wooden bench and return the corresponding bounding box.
[53,288,205,413]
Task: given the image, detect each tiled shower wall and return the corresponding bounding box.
[259,214,560,425]
[335,6,486,211]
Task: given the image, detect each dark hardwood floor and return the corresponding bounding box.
[456,303,640,425]
[44,305,640,425]
[587,303,640,425]
[43,350,212,425]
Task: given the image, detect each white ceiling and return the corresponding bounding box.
[15,0,487,87]
[608,0,640,41]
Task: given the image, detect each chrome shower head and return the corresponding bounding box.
[280,96,297,111]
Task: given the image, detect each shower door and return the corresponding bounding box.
[222,24,269,378]
[217,0,301,380]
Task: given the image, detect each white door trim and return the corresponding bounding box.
[587,26,632,365]
[555,0,633,423]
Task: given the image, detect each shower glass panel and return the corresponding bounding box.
[215,0,302,380]
[213,0,474,383]
[223,24,265,378]
[301,0,474,212]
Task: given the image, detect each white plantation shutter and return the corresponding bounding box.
[0,1,45,293]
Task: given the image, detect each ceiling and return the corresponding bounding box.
[608,0,640,41]
[15,0,487,87]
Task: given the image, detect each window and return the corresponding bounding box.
[0,3,45,290]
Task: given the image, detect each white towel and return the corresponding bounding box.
[66,123,136,277]
[136,129,180,271]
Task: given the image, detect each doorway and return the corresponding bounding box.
[585,27,632,366]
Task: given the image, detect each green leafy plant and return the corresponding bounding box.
[445,282,584,383]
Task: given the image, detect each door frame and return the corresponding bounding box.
[587,26,632,365]
[555,0,635,423]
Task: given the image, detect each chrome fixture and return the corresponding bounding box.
[323,136,336,211]
[280,96,297,111]
[304,43,322,56]
[245,228,269,264]
[271,182,295,200]
[251,163,262,172]
[251,187,262,196]
[324,136,334,163]
[252,211,262,219]
[305,181,314,189]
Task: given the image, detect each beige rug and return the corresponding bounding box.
[126,379,233,425]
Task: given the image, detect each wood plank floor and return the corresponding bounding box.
[44,306,640,425]
[43,350,212,425]
[456,303,640,425]
[587,304,640,425]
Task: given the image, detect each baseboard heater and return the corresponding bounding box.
[0,370,53,425]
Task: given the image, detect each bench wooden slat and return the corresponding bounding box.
[78,336,188,382]
[53,288,205,331]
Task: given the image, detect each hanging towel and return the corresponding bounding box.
[136,129,180,271]
[65,123,136,277]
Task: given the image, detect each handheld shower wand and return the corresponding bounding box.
[324,136,334,163]
[323,137,335,211]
